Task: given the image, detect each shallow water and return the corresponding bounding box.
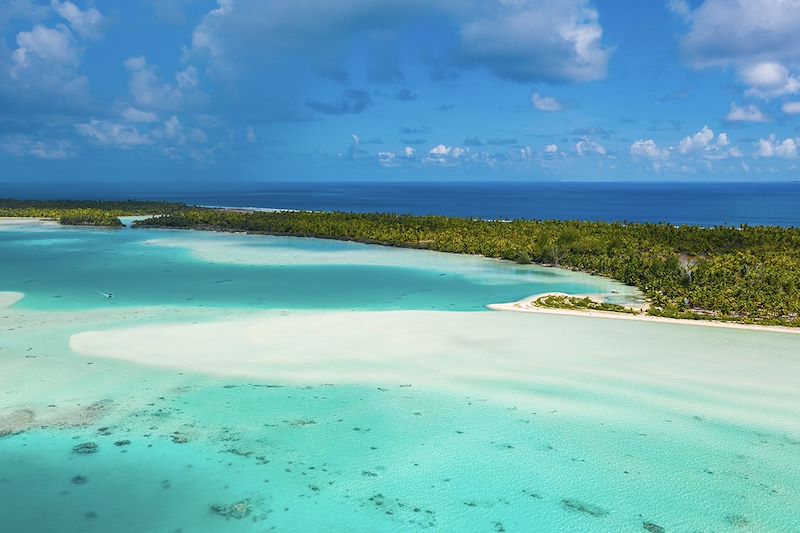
[1,220,799,532]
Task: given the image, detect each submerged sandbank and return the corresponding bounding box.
[488,293,800,335]
[0,292,24,308]
[69,309,800,435]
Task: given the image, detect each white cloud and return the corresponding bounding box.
[75,120,151,148]
[245,126,257,143]
[740,62,789,88]
[459,1,611,82]
[629,126,742,171]
[678,125,716,154]
[725,103,768,123]
[1,136,74,160]
[403,146,415,158]
[121,107,159,123]
[739,62,800,99]
[52,1,104,40]
[11,24,78,74]
[544,144,558,154]
[630,139,668,160]
[531,92,562,111]
[425,143,472,166]
[377,151,398,167]
[756,135,799,159]
[678,0,800,69]
[4,17,91,106]
[782,101,800,114]
[124,56,201,112]
[190,0,610,83]
[430,144,450,156]
[573,138,606,157]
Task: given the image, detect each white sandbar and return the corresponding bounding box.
[69,309,800,435]
[0,291,24,308]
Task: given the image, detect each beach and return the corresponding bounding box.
[488,292,800,335]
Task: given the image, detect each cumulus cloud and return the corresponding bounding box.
[377,151,398,167]
[4,14,93,108]
[725,103,768,122]
[458,1,610,82]
[531,92,562,111]
[52,1,104,40]
[75,119,152,148]
[629,126,742,171]
[677,0,800,69]
[11,24,77,73]
[573,138,607,156]
[189,0,611,84]
[307,89,371,115]
[739,62,800,99]
[544,143,559,154]
[630,139,668,160]
[425,143,469,165]
[676,1,800,106]
[782,101,800,114]
[677,126,730,156]
[124,56,202,112]
[757,135,799,158]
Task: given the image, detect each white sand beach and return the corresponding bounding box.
[488,293,800,335]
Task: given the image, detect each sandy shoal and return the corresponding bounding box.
[69,308,800,434]
[0,291,24,308]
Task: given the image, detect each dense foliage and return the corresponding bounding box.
[136,209,800,326]
[0,199,187,227]
[534,295,641,315]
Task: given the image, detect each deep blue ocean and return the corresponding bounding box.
[3,181,800,226]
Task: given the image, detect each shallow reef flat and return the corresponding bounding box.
[1,223,799,531]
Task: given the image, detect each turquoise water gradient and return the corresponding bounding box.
[1,221,798,532]
[0,223,617,312]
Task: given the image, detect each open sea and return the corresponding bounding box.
[3,181,800,226]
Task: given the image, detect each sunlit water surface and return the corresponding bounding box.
[1,220,798,532]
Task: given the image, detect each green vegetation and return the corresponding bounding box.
[0,199,187,228]
[136,209,800,326]
[534,295,641,315]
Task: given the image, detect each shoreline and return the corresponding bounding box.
[488,292,800,335]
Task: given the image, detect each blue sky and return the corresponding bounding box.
[1,0,800,183]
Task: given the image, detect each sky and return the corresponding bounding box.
[1,0,800,183]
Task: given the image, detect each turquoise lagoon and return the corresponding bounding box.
[1,219,799,532]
